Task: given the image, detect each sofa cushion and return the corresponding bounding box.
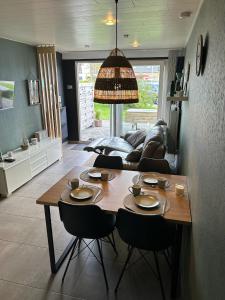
[152,144,166,159]
[136,142,144,151]
[141,141,161,159]
[154,119,167,126]
[95,137,134,153]
[143,126,163,148]
[126,130,146,148]
[126,149,142,162]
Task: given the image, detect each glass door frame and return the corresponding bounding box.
[114,59,166,137]
[75,59,166,139]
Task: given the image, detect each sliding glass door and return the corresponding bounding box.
[121,61,163,135]
[76,60,164,141]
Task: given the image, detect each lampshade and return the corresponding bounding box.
[94,0,139,104]
[94,49,138,104]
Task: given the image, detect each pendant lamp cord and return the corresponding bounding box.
[115,0,118,55]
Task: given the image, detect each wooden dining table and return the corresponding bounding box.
[36,165,191,298]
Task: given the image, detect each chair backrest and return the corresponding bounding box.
[58,202,114,239]
[116,208,176,251]
[93,154,123,170]
[138,158,171,174]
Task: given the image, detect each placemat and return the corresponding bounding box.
[132,173,172,191]
[80,168,116,183]
[61,185,103,205]
[123,191,170,216]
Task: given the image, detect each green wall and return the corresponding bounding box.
[179,0,225,299]
[0,38,43,154]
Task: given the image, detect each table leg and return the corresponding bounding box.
[171,224,183,298]
[44,205,75,273]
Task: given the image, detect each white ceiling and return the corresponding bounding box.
[0,0,202,53]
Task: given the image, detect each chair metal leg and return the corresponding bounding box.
[62,237,78,282]
[153,251,166,300]
[96,239,109,290]
[107,233,118,255]
[115,246,134,292]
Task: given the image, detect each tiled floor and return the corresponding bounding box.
[0,143,171,300]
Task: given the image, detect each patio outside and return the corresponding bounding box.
[78,63,160,141]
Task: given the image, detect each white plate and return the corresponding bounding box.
[134,194,160,209]
[143,177,158,185]
[88,171,102,179]
[70,187,93,200]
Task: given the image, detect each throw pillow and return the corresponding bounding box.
[154,119,167,126]
[152,144,166,159]
[141,141,160,159]
[126,149,142,162]
[126,130,146,148]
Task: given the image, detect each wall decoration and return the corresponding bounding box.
[201,33,209,75]
[196,34,203,76]
[184,62,191,95]
[27,80,40,105]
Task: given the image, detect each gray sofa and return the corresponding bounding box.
[84,120,169,171]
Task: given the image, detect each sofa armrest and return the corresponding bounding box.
[83,138,105,152]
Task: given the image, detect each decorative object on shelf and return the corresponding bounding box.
[94,110,102,127]
[170,81,175,97]
[94,0,138,104]
[31,138,38,145]
[21,144,29,151]
[196,34,203,76]
[27,80,40,105]
[175,72,182,92]
[183,62,191,95]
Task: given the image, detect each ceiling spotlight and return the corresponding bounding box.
[85,45,90,48]
[124,34,129,38]
[104,12,116,25]
[179,11,192,19]
[132,40,140,48]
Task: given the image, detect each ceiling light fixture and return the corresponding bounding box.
[104,12,116,26]
[132,40,140,48]
[94,0,138,105]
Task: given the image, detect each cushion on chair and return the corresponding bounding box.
[141,141,161,159]
[126,149,142,162]
[126,130,146,148]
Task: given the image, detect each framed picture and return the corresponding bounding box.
[27,80,40,105]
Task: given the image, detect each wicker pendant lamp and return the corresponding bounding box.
[94,0,138,104]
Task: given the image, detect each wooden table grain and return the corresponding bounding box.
[37,165,191,225]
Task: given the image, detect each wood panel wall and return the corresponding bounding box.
[37,46,61,138]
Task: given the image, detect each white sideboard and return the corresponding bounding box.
[0,138,62,197]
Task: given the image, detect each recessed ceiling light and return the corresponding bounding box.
[85,44,90,48]
[124,34,129,38]
[104,12,116,26]
[132,40,140,48]
[179,11,192,19]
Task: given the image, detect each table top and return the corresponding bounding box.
[36,166,192,225]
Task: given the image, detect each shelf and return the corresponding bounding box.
[167,96,188,102]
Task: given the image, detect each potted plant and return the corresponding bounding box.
[94,110,102,127]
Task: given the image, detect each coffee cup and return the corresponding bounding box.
[69,178,79,190]
[158,177,167,189]
[101,171,109,181]
[128,184,141,197]
[175,184,185,196]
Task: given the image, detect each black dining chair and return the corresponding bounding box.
[138,158,171,174]
[115,208,176,300]
[93,154,123,170]
[58,202,117,289]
